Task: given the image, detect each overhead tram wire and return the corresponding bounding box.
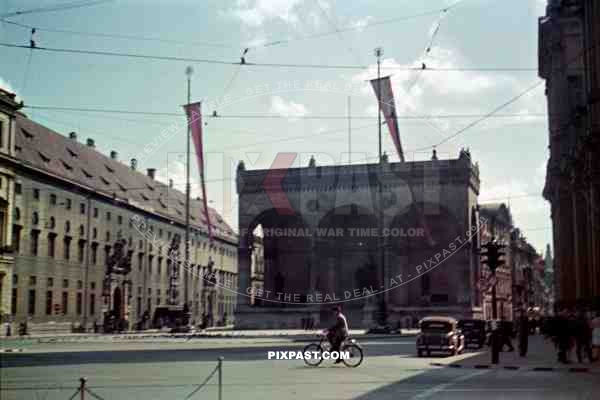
[1,0,114,18]
[0,42,539,72]
[22,105,548,120]
[1,4,459,51]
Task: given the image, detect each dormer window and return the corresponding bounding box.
[117,183,127,192]
[140,193,149,201]
[105,164,115,173]
[81,169,93,179]
[101,177,110,185]
[146,184,155,191]
[21,128,34,139]
[38,151,51,163]
[67,148,78,158]
[61,160,73,171]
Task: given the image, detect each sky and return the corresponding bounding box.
[0,0,552,254]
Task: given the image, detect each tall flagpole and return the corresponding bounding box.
[184,66,193,311]
[374,47,386,327]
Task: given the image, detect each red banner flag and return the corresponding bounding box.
[183,102,213,241]
[370,76,405,162]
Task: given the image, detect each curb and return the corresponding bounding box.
[430,362,598,373]
[0,348,25,353]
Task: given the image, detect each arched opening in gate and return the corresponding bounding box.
[315,205,379,305]
[386,204,462,307]
[246,209,310,307]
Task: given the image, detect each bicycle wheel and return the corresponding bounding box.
[341,344,363,368]
[303,343,324,367]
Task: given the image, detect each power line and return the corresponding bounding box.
[0,42,539,71]
[1,0,113,18]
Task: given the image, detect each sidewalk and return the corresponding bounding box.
[431,334,600,373]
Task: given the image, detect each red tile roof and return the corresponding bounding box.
[14,114,236,243]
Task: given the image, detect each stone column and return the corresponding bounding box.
[573,186,589,301]
[237,245,252,308]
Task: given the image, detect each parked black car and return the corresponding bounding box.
[416,316,465,357]
[458,319,486,349]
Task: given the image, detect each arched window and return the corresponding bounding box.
[49,216,56,229]
[65,220,71,233]
[79,224,85,236]
[32,212,39,225]
[14,207,21,221]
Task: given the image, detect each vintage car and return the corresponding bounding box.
[458,319,486,349]
[416,316,465,357]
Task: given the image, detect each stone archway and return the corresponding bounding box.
[315,205,379,303]
[386,203,462,308]
[246,209,311,306]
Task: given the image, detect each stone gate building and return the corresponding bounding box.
[235,150,485,329]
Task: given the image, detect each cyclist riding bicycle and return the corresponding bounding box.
[327,306,349,364]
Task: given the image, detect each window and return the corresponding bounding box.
[33,188,40,200]
[65,198,72,210]
[91,243,98,265]
[12,225,21,253]
[46,291,53,315]
[78,240,85,262]
[29,276,36,286]
[139,240,143,249]
[157,257,162,275]
[64,237,71,260]
[28,289,36,315]
[76,293,82,315]
[136,297,142,316]
[77,280,83,290]
[90,282,96,290]
[90,294,96,315]
[106,211,111,221]
[14,207,20,221]
[93,208,98,218]
[11,288,17,314]
[79,225,85,236]
[49,194,57,206]
[63,279,69,289]
[92,228,97,239]
[148,255,153,274]
[104,246,110,264]
[117,215,123,225]
[65,221,71,233]
[106,231,110,242]
[138,253,143,271]
[48,216,56,229]
[62,292,68,314]
[15,182,22,194]
[147,297,151,312]
[30,230,39,255]
[47,233,56,257]
[32,212,39,225]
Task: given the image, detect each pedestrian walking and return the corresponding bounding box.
[556,309,571,364]
[518,310,529,357]
[574,310,594,363]
[500,317,514,352]
[591,311,600,362]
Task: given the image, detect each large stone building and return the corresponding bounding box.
[540,0,600,308]
[235,149,486,328]
[0,88,238,333]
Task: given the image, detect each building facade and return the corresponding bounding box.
[478,203,514,321]
[235,149,484,329]
[0,89,22,326]
[540,0,600,309]
[0,91,238,333]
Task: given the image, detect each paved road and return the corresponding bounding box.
[1,337,598,399]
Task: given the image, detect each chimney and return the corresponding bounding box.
[169,179,174,188]
[69,132,77,140]
[147,168,156,180]
[110,150,118,160]
[130,158,138,170]
[86,138,95,148]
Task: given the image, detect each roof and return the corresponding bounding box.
[478,202,513,225]
[13,114,236,243]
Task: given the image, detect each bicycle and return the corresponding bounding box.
[303,330,364,368]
